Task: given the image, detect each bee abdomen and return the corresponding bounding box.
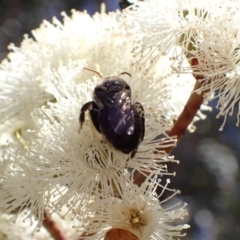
[99,108,143,154]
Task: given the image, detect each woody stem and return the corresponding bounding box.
[134,58,204,186]
[43,210,69,240]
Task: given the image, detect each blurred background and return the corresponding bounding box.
[0,1,239,240]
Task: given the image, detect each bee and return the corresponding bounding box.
[79,68,145,157]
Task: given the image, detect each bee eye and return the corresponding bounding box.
[125,85,130,90]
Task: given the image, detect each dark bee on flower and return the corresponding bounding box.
[79,68,145,157]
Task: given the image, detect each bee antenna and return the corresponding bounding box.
[120,72,132,77]
[84,67,103,78]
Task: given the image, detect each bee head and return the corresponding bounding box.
[83,67,132,107]
[97,77,130,93]
[93,78,131,109]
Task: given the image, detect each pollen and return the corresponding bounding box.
[129,209,147,229]
[131,216,140,224]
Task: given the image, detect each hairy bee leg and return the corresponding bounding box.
[134,102,145,141]
[79,101,101,133]
[130,149,137,158]
[89,102,101,133]
[79,101,94,127]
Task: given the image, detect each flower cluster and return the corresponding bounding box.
[5,0,240,237]
[76,175,189,240]
[10,0,240,238]
[123,0,240,128]
[0,4,193,239]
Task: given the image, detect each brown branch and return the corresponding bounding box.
[165,80,203,148]
[134,58,204,186]
[43,210,69,240]
[104,228,139,240]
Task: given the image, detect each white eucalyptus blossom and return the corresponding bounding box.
[0,3,197,239]
[24,77,178,216]
[0,214,49,240]
[122,0,212,71]
[0,210,80,240]
[0,155,48,231]
[189,11,240,129]
[0,7,197,138]
[123,0,240,128]
[76,174,189,240]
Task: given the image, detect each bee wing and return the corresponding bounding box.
[108,92,135,135]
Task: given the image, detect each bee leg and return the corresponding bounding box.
[89,102,101,133]
[130,149,137,159]
[79,101,94,127]
[79,101,101,133]
[133,102,145,141]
